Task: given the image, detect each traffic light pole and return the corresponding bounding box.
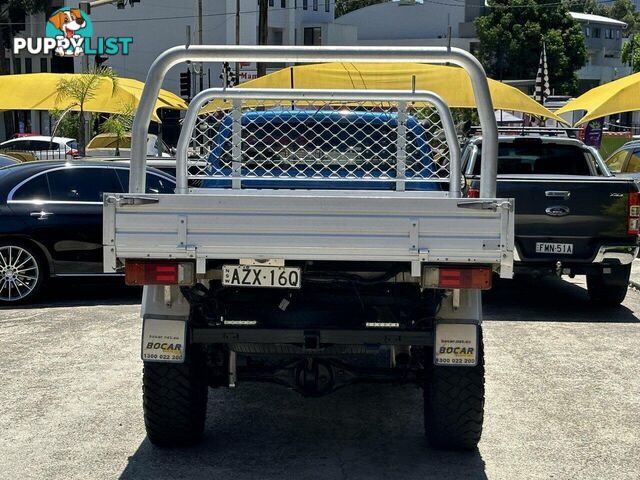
[235,0,240,84]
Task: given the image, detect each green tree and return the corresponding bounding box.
[622,36,640,72]
[569,0,608,16]
[55,67,118,156]
[475,0,587,95]
[98,105,134,156]
[607,0,640,36]
[573,0,640,37]
[49,109,79,140]
[334,0,388,18]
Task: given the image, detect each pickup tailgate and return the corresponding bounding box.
[104,190,514,276]
[497,176,637,262]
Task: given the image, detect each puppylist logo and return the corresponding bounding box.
[13,7,132,57]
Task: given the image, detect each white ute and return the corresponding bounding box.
[103,45,514,450]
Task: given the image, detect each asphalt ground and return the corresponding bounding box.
[0,274,639,480]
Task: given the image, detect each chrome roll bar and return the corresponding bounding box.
[175,88,462,196]
[131,45,498,196]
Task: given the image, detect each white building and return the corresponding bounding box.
[569,12,632,90]
[2,0,70,139]
[334,0,483,51]
[87,0,356,93]
[1,0,356,140]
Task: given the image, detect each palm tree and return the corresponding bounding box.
[56,67,118,156]
[98,104,135,156]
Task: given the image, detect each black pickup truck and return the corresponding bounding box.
[463,136,639,305]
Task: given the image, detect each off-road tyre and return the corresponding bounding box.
[423,329,484,451]
[142,346,208,447]
[587,264,631,306]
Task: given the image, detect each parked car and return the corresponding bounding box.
[10,133,39,139]
[85,133,172,157]
[0,160,175,305]
[0,136,78,160]
[203,109,438,189]
[604,140,640,178]
[463,135,639,305]
[81,157,209,183]
[0,154,19,168]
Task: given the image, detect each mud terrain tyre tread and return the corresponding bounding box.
[423,331,484,451]
[142,347,208,447]
[587,265,631,306]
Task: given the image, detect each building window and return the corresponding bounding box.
[24,58,32,73]
[40,58,48,73]
[585,26,591,37]
[269,0,274,6]
[605,28,613,39]
[313,0,318,11]
[303,0,307,10]
[304,26,322,45]
[593,27,601,38]
[617,29,621,39]
[325,0,329,11]
[13,58,21,74]
[281,0,286,7]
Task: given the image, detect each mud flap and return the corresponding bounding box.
[142,318,187,363]
[433,322,478,367]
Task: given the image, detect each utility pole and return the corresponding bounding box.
[257,0,268,77]
[235,0,240,83]
[78,1,91,155]
[197,0,204,92]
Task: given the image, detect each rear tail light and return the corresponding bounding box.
[67,148,79,157]
[422,267,492,290]
[467,187,480,198]
[125,260,195,286]
[628,192,640,235]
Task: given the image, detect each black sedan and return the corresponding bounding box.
[0,160,175,304]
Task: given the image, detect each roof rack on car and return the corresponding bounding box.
[470,126,581,138]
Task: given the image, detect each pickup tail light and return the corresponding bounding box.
[467,187,480,198]
[628,192,640,235]
[422,267,492,290]
[125,260,195,286]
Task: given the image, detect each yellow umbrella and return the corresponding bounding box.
[201,63,564,122]
[555,72,640,126]
[0,73,187,122]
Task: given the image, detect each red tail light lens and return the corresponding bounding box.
[437,267,492,290]
[66,149,78,157]
[628,192,640,235]
[467,187,480,198]
[125,260,195,286]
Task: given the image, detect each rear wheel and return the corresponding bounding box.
[423,329,485,450]
[142,345,208,447]
[0,240,46,305]
[587,264,631,306]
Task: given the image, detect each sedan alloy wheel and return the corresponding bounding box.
[0,244,42,303]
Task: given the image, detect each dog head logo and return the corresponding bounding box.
[45,8,93,57]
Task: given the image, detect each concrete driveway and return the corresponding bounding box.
[0,275,639,480]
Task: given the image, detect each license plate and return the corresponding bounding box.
[141,318,186,363]
[222,264,301,289]
[535,242,573,255]
[434,323,478,367]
